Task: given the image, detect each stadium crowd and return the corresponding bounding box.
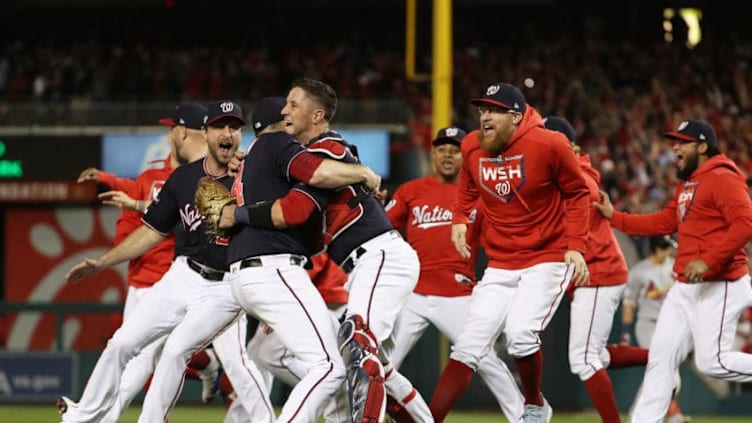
[1,9,751,214]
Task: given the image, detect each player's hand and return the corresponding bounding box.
[99,190,141,212]
[592,190,614,219]
[65,258,104,284]
[362,167,381,194]
[375,188,389,206]
[77,167,101,183]
[565,250,590,286]
[227,150,245,177]
[684,259,709,283]
[219,204,237,229]
[451,224,471,259]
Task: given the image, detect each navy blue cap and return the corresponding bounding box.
[432,126,467,146]
[470,82,526,114]
[543,116,576,142]
[665,119,717,146]
[252,97,286,134]
[159,103,206,130]
[205,101,246,126]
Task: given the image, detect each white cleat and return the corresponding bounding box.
[57,396,77,414]
[521,397,552,423]
[199,348,221,404]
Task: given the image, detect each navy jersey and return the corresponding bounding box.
[142,157,232,270]
[298,131,392,264]
[226,131,320,264]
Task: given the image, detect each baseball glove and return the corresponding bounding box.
[195,176,236,237]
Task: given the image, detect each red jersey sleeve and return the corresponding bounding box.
[702,172,752,269]
[385,184,410,231]
[98,171,138,195]
[610,202,679,237]
[551,138,590,253]
[288,151,326,184]
[452,160,479,224]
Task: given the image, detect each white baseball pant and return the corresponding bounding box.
[568,284,626,380]
[451,262,573,367]
[631,275,752,423]
[230,253,345,423]
[389,292,524,422]
[62,257,274,423]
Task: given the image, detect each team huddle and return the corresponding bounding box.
[59,78,752,423]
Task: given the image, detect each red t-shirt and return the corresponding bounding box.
[452,106,590,270]
[386,175,479,297]
[98,158,175,288]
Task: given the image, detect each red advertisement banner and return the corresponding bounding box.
[5,207,127,350]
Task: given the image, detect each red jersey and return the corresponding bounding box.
[98,158,175,288]
[307,252,348,304]
[610,154,752,283]
[452,106,590,270]
[386,175,479,297]
[575,154,628,288]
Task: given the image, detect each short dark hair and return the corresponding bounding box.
[291,77,337,122]
[705,143,721,157]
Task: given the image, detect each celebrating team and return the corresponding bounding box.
[62,77,752,423]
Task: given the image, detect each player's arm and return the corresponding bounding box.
[78,167,138,193]
[620,268,643,344]
[451,159,478,258]
[620,301,636,345]
[65,225,165,283]
[98,190,150,213]
[289,151,380,191]
[222,186,321,230]
[700,173,752,270]
[596,188,679,236]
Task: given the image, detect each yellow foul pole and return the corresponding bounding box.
[433,0,453,371]
[432,0,452,136]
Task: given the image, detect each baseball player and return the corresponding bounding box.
[594,119,752,423]
[62,104,223,420]
[62,101,274,423]
[545,116,649,423]
[429,82,590,423]
[220,78,432,422]
[220,97,350,423]
[218,92,384,422]
[384,126,524,422]
[621,235,689,423]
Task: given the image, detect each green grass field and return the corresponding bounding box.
[3,405,750,423]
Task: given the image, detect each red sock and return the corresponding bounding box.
[515,350,543,406]
[219,372,234,398]
[583,369,621,423]
[667,398,683,416]
[184,368,200,381]
[606,344,648,368]
[386,394,415,423]
[143,374,153,393]
[429,359,474,422]
[188,349,210,370]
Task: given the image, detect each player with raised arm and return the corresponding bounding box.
[62,101,274,423]
[594,119,752,423]
[217,78,432,423]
